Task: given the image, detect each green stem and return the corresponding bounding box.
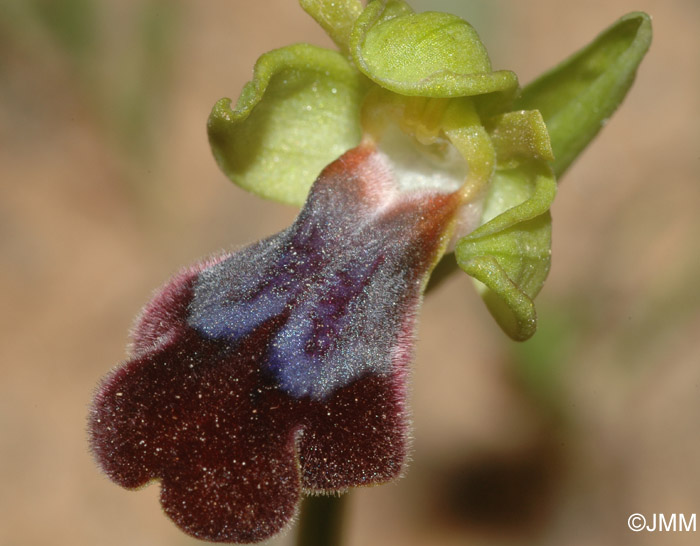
[295,494,347,546]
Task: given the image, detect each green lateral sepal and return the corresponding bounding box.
[208,43,369,206]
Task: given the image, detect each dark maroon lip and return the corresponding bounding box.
[88,143,460,543]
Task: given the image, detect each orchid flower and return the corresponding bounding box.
[88,1,651,543]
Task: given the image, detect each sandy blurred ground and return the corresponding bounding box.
[1,0,698,545]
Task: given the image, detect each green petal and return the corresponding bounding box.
[207,43,368,206]
[299,0,363,54]
[515,12,652,177]
[350,0,518,99]
[486,110,554,166]
[456,162,556,341]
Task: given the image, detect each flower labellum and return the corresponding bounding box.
[90,141,461,542]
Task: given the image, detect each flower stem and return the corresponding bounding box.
[295,494,347,546]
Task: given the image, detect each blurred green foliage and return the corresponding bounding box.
[30,0,97,63]
[0,0,181,165]
[508,304,584,419]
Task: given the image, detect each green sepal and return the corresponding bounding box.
[299,0,363,54]
[515,12,652,177]
[349,0,518,99]
[207,43,368,206]
[456,162,557,341]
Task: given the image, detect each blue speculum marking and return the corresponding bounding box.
[187,204,410,399]
[187,145,456,400]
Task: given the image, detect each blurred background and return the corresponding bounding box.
[1,0,698,545]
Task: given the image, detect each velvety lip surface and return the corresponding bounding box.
[89,143,460,543]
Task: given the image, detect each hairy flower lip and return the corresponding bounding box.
[89,143,462,543]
